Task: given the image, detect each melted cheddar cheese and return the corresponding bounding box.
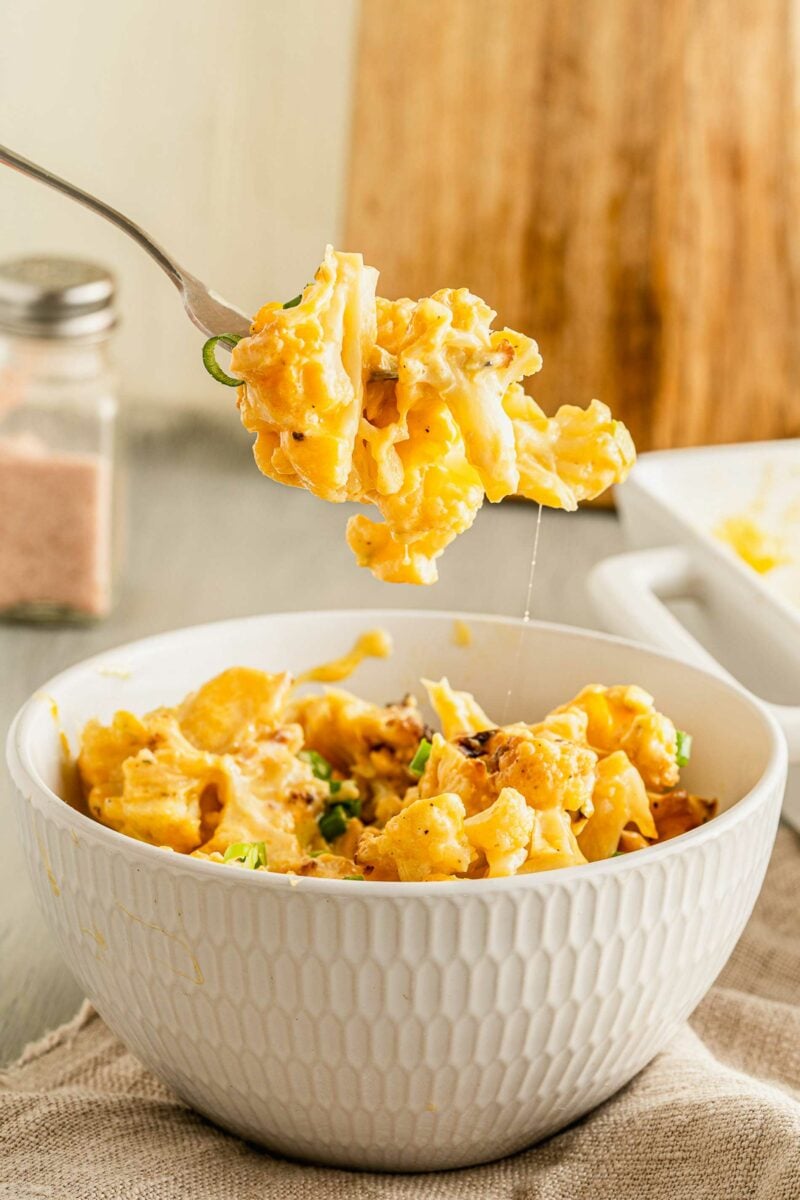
[77,632,714,882]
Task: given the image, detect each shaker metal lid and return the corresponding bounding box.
[0,256,116,339]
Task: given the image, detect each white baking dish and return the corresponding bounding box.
[588,441,800,829]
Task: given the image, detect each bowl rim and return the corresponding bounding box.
[6,608,787,897]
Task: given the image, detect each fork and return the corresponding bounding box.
[0,143,253,341]
[0,144,402,384]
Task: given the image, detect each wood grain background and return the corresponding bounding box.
[346,0,800,452]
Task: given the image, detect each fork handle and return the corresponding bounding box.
[0,142,185,291]
[0,143,252,340]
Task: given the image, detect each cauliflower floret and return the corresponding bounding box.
[531,706,590,744]
[418,725,596,822]
[493,731,597,816]
[619,709,680,792]
[79,687,326,864]
[356,792,472,881]
[286,687,425,810]
[464,787,535,876]
[553,685,679,791]
[233,246,377,501]
[78,710,151,794]
[196,733,327,871]
[521,808,587,873]
[79,710,222,853]
[353,826,400,880]
[577,751,657,862]
[417,732,496,817]
[115,755,213,852]
[505,392,635,510]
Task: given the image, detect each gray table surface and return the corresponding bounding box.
[0,412,624,1066]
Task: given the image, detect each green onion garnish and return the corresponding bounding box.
[201,334,244,387]
[223,841,267,870]
[283,293,303,309]
[343,874,364,881]
[676,730,693,768]
[317,790,361,845]
[300,750,360,808]
[318,804,349,843]
[299,748,333,781]
[409,738,432,777]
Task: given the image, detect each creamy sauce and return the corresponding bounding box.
[297,628,393,684]
[35,831,60,897]
[452,619,472,647]
[231,245,634,584]
[502,504,543,721]
[97,664,133,680]
[114,901,204,986]
[43,694,84,811]
[47,697,73,761]
[80,925,108,960]
[522,503,544,623]
[712,463,800,605]
[716,514,791,574]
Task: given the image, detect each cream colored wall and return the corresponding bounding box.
[0,0,359,408]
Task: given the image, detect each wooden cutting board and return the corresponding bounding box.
[346,0,800,454]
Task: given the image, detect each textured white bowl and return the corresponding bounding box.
[6,611,786,1172]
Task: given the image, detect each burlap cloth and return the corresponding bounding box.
[1,828,798,1200]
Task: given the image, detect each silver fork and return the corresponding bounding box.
[0,144,401,382]
[0,143,253,340]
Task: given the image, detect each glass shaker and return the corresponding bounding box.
[0,256,120,621]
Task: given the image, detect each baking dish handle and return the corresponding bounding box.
[587,546,800,758]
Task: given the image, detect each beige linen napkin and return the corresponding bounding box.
[1,827,798,1200]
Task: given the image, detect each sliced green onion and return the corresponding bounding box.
[318,804,349,843]
[223,841,267,869]
[201,334,244,387]
[337,794,361,818]
[343,874,364,881]
[409,738,432,777]
[283,293,303,309]
[676,730,693,768]
[300,750,361,809]
[299,748,333,781]
[316,792,361,844]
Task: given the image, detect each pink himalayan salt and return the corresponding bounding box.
[0,434,111,617]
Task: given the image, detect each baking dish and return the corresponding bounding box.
[588,442,800,829]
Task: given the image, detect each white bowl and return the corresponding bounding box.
[6,611,786,1172]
